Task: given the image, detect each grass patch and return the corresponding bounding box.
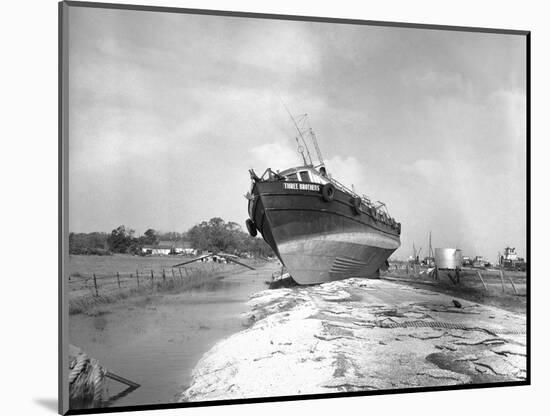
[382,272,527,315]
[69,272,225,315]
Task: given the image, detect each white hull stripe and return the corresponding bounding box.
[278,231,400,252]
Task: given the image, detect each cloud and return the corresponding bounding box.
[235,20,320,78]
[249,142,301,172]
[488,88,526,150]
[403,159,444,182]
[324,155,368,194]
[404,70,467,94]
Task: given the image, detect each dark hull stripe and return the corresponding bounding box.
[261,191,371,215]
[265,207,398,238]
[259,188,397,225]
[262,191,389,222]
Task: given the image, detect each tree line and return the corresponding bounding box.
[69,217,273,258]
[187,217,273,257]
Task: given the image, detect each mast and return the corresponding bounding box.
[279,98,326,169]
[309,127,324,167]
[295,137,308,165]
[281,102,313,165]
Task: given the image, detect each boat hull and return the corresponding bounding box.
[249,180,401,284]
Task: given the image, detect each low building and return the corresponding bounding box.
[472,256,490,268]
[500,247,526,271]
[173,240,194,254]
[462,256,472,267]
[141,239,195,256]
[424,257,435,267]
[141,244,173,255]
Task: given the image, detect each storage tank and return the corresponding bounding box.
[435,248,462,270]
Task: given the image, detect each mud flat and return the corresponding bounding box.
[181,278,526,401]
[69,264,272,407]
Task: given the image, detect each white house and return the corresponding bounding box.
[141,239,195,256]
[141,244,172,255]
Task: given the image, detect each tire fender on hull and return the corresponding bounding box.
[321,183,335,202]
[352,197,361,215]
[246,219,257,237]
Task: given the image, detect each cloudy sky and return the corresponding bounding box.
[67,6,527,259]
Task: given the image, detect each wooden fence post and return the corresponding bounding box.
[171,268,176,281]
[446,271,457,285]
[93,274,99,296]
[476,271,488,291]
[151,270,154,288]
[178,268,183,281]
[117,272,121,289]
[499,268,506,292]
[136,269,140,287]
[505,271,518,295]
[162,268,166,282]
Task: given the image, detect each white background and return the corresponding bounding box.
[1,0,547,415]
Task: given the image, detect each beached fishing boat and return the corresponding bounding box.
[245,115,401,285]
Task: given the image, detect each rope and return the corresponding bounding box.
[69,353,88,385]
[68,349,106,406]
[91,359,105,404]
[68,346,140,408]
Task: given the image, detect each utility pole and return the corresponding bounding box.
[428,231,433,258]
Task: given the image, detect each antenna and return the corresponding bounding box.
[309,127,324,166]
[278,98,328,168]
[428,231,433,258]
[300,134,313,165]
[281,101,313,165]
[295,137,308,165]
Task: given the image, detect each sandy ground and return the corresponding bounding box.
[181,278,526,401]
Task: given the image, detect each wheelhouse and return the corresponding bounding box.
[278,166,329,185]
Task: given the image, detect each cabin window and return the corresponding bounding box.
[286,173,298,181]
[308,170,328,185]
[299,171,310,182]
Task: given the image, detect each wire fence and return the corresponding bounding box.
[68,261,235,299]
[386,263,526,295]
